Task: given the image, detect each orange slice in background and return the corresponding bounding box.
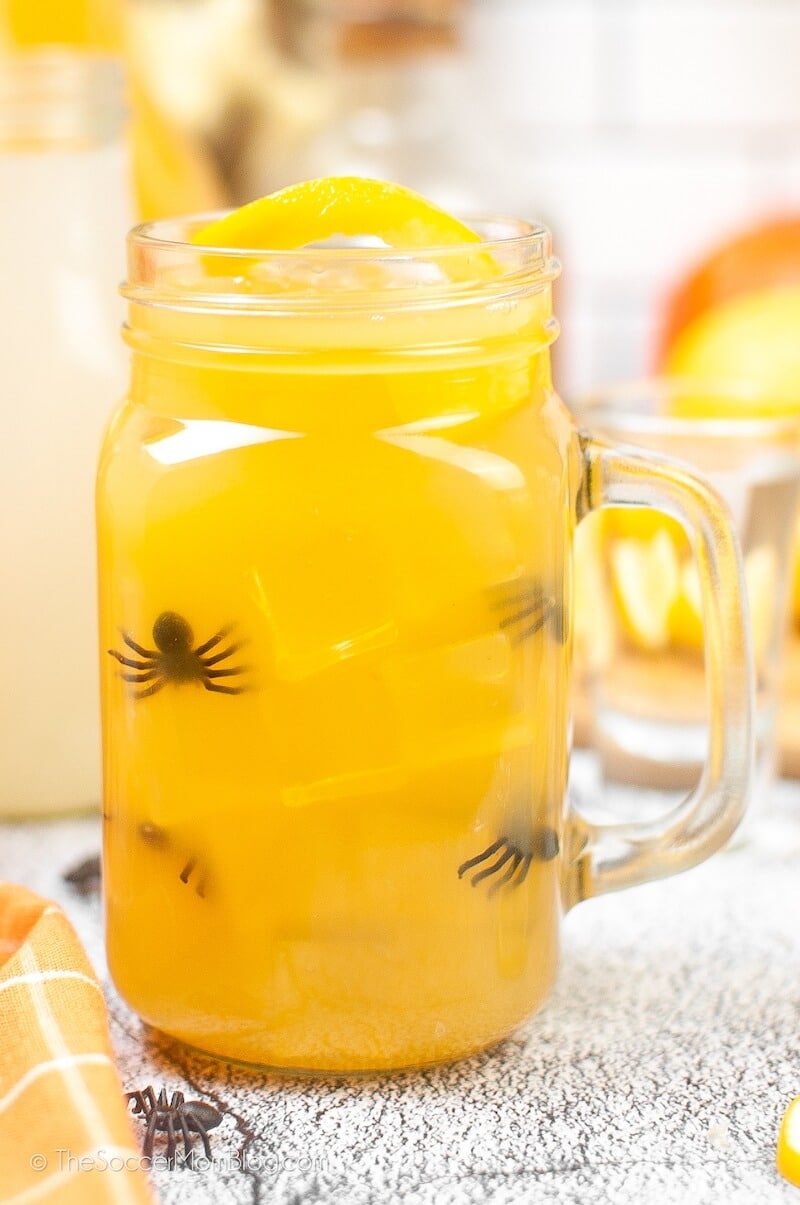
[676,545,777,663]
[609,529,777,661]
[654,217,800,370]
[605,507,691,554]
[669,559,704,652]
[610,529,682,653]
[663,287,800,416]
[194,176,483,252]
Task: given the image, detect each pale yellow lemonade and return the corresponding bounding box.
[98,180,576,1071]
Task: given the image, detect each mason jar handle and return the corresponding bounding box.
[564,431,754,909]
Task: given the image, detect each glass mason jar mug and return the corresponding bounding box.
[98,215,753,1072]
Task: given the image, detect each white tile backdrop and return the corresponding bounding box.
[464,0,800,397]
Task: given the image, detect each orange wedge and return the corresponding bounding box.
[194,176,482,252]
[664,287,800,416]
[778,1095,800,1186]
[610,529,682,653]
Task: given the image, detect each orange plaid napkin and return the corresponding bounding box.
[0,883,155,1205]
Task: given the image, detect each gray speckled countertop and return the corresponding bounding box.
[3,757,800,1205]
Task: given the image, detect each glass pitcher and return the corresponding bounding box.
[0,51,130,816]
[98,214,752,1072]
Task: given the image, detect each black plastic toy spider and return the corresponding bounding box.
[108,611,248,699]
[490,578,566,645]
[458,825,559,896]
[62,853,101,898]
[126,1086,223,1168]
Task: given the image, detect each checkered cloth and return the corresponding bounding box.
[0,883,154,1204]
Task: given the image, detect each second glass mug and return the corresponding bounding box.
[98,213,753,1072]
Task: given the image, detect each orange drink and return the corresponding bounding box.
[99,181,567,1070]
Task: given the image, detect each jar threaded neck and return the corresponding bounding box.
[0,50,126,149]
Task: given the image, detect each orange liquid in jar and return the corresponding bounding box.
[98,255,574,1071]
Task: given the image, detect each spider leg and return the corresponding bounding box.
[201,641,243,667]
[179,857,197,885]
[121,632,159,658]
[550,603,567,644]
[488,577,541,606]
[470,845,515,887]
[203,681,247,694]
[134,678,166,700]
[512,604,554,645]
[125,1089,146,1115]
[500,600,551,644]
[178,861,207,897]
[492,588,542,614]
[164,1114,178,1170]
[180,858,208,896]
[497,598,547,628]
[194,625,234,657]
[143,1107,158,1159]
[204,665,249,678]
[514,853,534,886]
[170,1096,194,1169]
[193,1118,213,1160]
[177,1112,196,1168]
[457,837,504,879]
[488,852,523,897]
[121,670,159,683]
[108,650,156,670]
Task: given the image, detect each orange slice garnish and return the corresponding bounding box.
[194,176,481,251]
[192,176,497,284]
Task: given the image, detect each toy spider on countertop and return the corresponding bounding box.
[126,1086,223,1168]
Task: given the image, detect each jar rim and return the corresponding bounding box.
[573,377,800,440]
[131,211,553,259]
[123,212,561,313]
